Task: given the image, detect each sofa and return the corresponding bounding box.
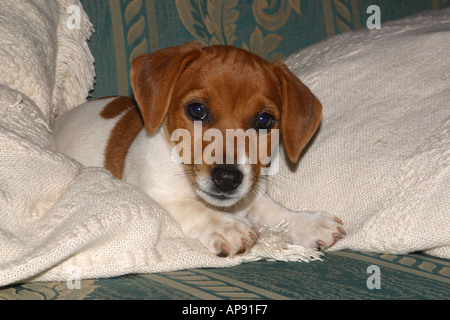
[0,0,448,300]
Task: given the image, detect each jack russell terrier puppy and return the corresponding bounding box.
[52,43,345,257]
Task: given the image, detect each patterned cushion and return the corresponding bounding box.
[79,0,448,98]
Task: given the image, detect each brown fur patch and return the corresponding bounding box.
[101,96,135,119]
[101,97,144,179]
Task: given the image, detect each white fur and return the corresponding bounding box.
[53,97,117,167]
[53,98,344,256]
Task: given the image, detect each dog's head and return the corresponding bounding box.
[131,42,321,208]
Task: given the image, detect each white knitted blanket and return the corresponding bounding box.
[0,1,448,287]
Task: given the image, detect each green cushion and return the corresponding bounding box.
[79,0,447,98]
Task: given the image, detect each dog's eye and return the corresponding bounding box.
[254,112,275,131]
[186,103,208,121]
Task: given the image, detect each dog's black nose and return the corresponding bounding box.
[211,166,244,193]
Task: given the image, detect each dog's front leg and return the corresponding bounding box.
[248,195,345,250]
[163,199,258,257]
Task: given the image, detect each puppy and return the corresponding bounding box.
[52,43,344,257]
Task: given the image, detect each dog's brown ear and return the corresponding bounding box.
[131,42,202,133]
[274,62,322,163]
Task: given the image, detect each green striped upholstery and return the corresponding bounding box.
[1,251,448,299]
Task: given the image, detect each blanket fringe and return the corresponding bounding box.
[51,0,95,120]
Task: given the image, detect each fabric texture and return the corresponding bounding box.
[275,8,450,258]
[79,0,450,98]
[0,0,448,288]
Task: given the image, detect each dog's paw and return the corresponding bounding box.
[287,211,345,250]
[199,217,259,257]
